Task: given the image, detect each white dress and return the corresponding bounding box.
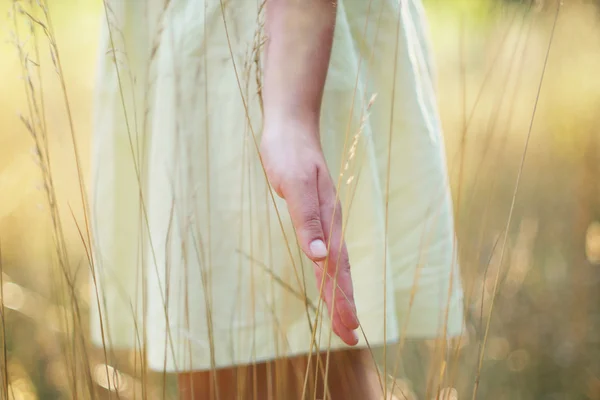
[91,0,464,372]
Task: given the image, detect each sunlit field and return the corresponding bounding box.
[1,0,600,398]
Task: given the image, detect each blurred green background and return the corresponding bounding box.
[1,0,600,399]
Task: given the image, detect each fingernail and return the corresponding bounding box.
[310,240,328,259]
[352,330,359,344]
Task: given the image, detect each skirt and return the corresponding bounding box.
[90,0,464,372]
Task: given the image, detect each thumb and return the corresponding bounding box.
[280,172,329,262]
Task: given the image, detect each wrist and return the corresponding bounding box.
[262,111,321,140]
[263,102,320,125]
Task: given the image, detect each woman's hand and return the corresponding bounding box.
[261,0,357,344]
[260,120,359,345]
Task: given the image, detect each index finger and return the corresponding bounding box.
[315,165,359,344]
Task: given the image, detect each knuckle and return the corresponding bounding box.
[302,213,322,234]
[330,248,350,271]
[296,173,313,189]
[281,171,311,192]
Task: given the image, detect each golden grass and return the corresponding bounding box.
[1,0,600,399]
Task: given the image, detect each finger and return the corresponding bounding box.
[321,240,359,331]
[280,169,328,261]
[315,264,359,346]
[332,307,359,345]
[316,168,359,333]
[315,248,359,333]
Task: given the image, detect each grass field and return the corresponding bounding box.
[1,0,600,398]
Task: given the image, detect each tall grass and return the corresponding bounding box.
[1,0,600,398]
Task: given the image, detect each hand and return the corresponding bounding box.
[260,120,360,345]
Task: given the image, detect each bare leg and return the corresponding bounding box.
[178,348,386,400]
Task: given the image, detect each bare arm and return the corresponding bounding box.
[260,0,359,345]
[262,0,337,130]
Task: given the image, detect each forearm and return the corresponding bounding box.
[262,0,337,131]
